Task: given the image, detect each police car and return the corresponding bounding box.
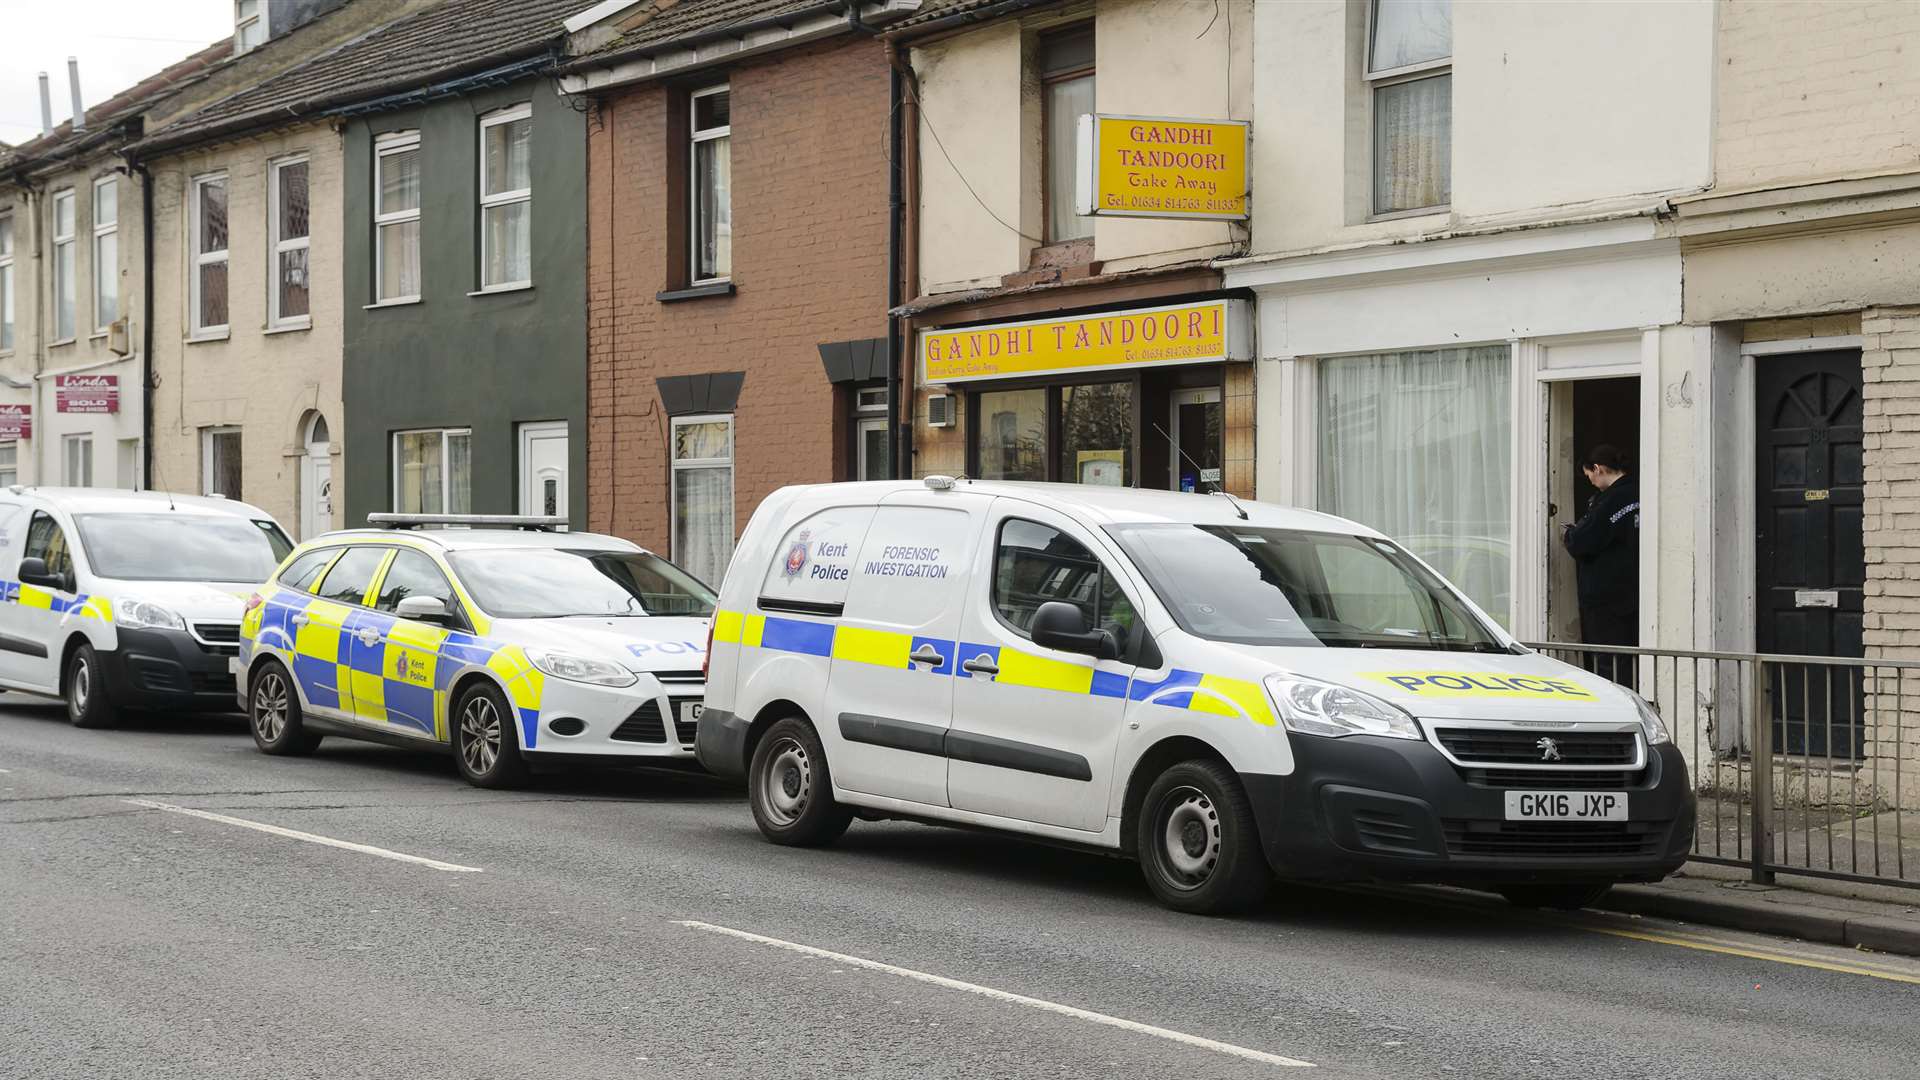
[696,480,1695,915]
[0,487,292,727]
[236,515,714,788]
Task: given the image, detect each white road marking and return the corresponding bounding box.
[124,799,482,873]
[677,919,1314,1069]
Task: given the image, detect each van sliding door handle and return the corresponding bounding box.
[961,656,999,676]
[908,644,946,667]
[290,613,309,626]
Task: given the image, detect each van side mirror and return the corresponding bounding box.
[1029,600,1120,661]
[18,557,65,592]
[395,595,455,625]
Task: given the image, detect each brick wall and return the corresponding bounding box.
[1861,305,1920,802]
[586,37,893,553]
[1715,0,1920,190]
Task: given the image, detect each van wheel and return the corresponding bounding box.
[249,660,321,756]
[65,644,118,729]
[1137,759,1269,915]
[749,716,852,846]
[452,682,529,790]
[1497,882,1614,910]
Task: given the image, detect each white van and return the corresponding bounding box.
[696,479,1694,914]
[0,488,293,728]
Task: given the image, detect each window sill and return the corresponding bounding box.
[657,281,735,303]
[48,338,76,348]
[186,330,230,344]
[364,297,422,310]
[264,319,312,336]
[467,282,532,297]
[88,331,110,341]
[1365,205,1450,224]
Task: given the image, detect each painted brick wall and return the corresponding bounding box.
[586,36,893,555]
[1715,0,1920,190]
[1861,305,1920,800]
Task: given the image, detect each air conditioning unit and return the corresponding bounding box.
[926,393,957,428]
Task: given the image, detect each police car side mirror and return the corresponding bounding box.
[395,595,455,626]
[1030,601,1120,661]
[18,557,63,591]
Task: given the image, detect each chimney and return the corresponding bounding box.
[67,57,85,133]
[37,72,52,136]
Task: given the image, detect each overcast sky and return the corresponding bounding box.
[0,1,234,146]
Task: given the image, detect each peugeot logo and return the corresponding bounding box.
[1536,736,1563,762]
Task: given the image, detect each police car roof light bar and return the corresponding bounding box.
[367,513,569,532]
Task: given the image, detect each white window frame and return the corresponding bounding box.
[669,412,735,570]
[0,210,14,354]
[1364,0,1452,219]
[189,173,230,338]
[391,427,471,513]
[374,131,423,304]
[234,0,268,54]
[268,155,312,330]
[477,103,533,292]
[0,441,17,488]
[201,425,241,497]
[51,188,76,344]
[689,85,731,285]
[63,433,94,487]
[91,175,118,335]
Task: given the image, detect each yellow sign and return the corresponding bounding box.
[1364,672,1599,701]
[919,300,1247,385]
[1077,114,1249,220]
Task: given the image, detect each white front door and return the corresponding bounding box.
[519,422,568,521]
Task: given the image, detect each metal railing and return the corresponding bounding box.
[1527,642,1920,891]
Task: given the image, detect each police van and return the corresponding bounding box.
[235,515,715,788]
[0,487,293,727]
[696,480,1695,914]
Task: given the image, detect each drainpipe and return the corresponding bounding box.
[886,57,904,478]
[129,159,155,491]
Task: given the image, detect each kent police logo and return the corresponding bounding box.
[783,530,811,579]
[394,653,415,681]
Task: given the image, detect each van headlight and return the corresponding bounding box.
[1264,672,1422,741]
[524,647,637,688]
[115,597,186,631]
[1632,693,1671,746]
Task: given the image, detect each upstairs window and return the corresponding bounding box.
[690,86,731,283]
[0,212,14,351]
[190,174,229,335]
[92,177,118,333]
[374,131,422,302]
[51,189,76,342]
[269,156,310,327]
[479,104,533,289]
[1368,0,1451,214]
[1040,25,1094,243]
[234,0,267,54]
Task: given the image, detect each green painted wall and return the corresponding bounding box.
[341,77,587,528]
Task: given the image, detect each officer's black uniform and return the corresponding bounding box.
[1563,473,1640,650]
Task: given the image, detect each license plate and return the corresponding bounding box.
[678,701,705,725]
[1504,791,1628,821]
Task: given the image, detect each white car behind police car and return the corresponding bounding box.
[236,515,714,787]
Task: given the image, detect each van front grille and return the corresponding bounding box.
[1442,820,1661,859]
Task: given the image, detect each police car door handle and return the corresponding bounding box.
[290,613,309,626]
[961,656,999,676]
[354,627,382,646]
[909,644,946,667]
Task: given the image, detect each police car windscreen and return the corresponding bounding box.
[75,514,294,583]
[448,549,717,619]
[1108,524,1504,650]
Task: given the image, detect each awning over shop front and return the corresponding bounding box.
[919,298,1251,386]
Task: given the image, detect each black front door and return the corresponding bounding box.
[1754,350,1865,757]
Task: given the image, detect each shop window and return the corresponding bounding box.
[672,414,734,587]
[977,388,1047,481]
[479,104,532,289]
[1316,344,1509,624]
[1059,382,1131,485]
[375,131,422,302]
[394,427,471,514]
[690,86,732,283]
[1040,25,1094,243]
[190,175,229,335]
[51,189,76,342]
[974,382,1132,486]
[92,176,118,334]
[200,427,240,498]
[0,211,13,351]
[0,441,15,487]
[1367,0,1451,215]
[269,157,310,326]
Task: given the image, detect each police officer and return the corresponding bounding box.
[1562,445,1639,677]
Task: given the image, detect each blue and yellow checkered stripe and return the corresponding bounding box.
[713,609,1275,726]
[0,579,112,621]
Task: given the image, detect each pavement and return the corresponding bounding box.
[5,700,1920,1080]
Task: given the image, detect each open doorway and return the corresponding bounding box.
[1545,376,1639,643]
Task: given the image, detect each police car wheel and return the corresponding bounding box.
[1137,760,1269,915]
[65,643,118,730]
[749,716,851,846]
[1496,882,1613,911]
[453,682,529,789]
[249,660,321,756]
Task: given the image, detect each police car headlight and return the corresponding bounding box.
[114,598,186,631]
[1264,672,1421,741]
[524,647,637,688]
[1632,693,1671,746]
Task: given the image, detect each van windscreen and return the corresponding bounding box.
[75,513,294,583]
[1107,523,1505,651]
